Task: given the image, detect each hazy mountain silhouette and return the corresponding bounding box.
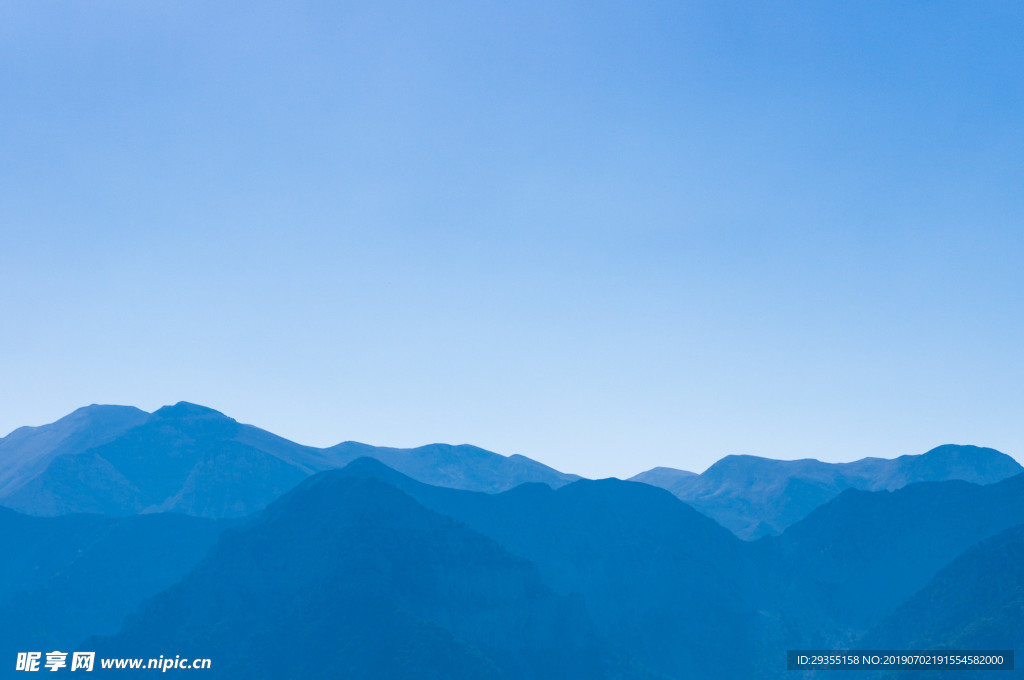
[1,403,313,517]
[0,403,576,518]
[632,445,1022,538]
[0,508,230,658]
[629,466,696,487]
[0,405,147,498]
[92,472,648,679]
[4,405,1016,537]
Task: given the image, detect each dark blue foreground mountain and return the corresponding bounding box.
[92,472,648,679]
[2,459,1020,679]
[751,472,1024,658]
[862,523,1024,679]
[300,458,760,679]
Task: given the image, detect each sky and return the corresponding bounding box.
[1,1,1022,478]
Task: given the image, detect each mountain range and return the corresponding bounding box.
[3,403,1018,541]
[1,403,1022,678]
[74,458,1024,679]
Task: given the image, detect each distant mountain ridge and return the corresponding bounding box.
[631,445,1023,538]
[0,402,577,518]
[2,403,1019,536]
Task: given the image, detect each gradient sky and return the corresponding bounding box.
[2,1,1022,478]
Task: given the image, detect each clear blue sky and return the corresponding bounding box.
[2,1,1022,477]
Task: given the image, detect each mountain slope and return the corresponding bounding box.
[0,405,147,498]
[93,473,642,679]
[632,445,1023,538]
[865,522,1024,651]
[753,472,1024,652]
[0,508,230,658]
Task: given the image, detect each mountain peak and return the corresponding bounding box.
[335,456,411,485]
[919,443,1011,460]
[70,404,148,419]
[151,402,230,421]
[901,444,1023,485]
[630,466,696,481]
